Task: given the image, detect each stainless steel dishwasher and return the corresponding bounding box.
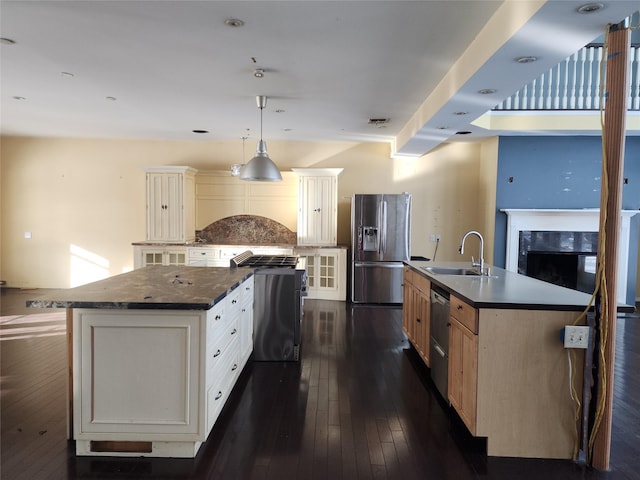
[430,286,450,400]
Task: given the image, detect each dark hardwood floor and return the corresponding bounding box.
[1,288,639,479]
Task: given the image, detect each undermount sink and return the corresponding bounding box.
[422,266,481,276]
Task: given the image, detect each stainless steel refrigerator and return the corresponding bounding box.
[351,193,411,303]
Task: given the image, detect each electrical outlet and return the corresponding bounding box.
[563,325,590,349]
[429,234,436,242]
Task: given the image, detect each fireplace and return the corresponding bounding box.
[502,209,638,305]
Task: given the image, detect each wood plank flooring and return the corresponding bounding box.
[1,289,639,479]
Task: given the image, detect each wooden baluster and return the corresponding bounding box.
[578,48,586,109]
[538,74,545,110]
[553,64,562,109]
[594,47,603,110]
[585,47,595,110]
[562,57,570,109]
[570,51,578,109]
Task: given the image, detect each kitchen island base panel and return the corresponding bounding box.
[476,309,584,459]
[76,440,201,458]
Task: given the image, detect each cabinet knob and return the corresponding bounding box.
[416,317,421,323]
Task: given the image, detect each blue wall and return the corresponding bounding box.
[494,136,640,304]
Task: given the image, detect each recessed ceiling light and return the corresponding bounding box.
[105,96,117,101]
[437,126,448,130]
[577,3,604,14]
[12,96,26,100]
[478,88,496,95]
[224,18,245,27]
[516,56,538,64]
[453,111,468,116]
[61,71,74,77]
[253,68,265,78]
[283,128,292,132]
[192,129,209,134]
[0,37,16,45]
[275,109,285,113]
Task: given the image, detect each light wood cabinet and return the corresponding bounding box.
[402,267,430,366]
[73,276,253,458]
[295,247,347,300]
[448,296,479,434]
[292,168,342,246]
[145,166,197,243]
[402,266,587,459]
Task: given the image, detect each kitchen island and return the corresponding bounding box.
[403,260,633,460]
[28,266,255,458]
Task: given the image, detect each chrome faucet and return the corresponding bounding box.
[459,230,486,275]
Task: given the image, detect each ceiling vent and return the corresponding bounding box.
[368,118,390,126]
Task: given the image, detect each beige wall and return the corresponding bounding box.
[0,136,493,288]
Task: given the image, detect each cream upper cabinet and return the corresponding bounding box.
[145,166,197,243]
[292,168,342,246]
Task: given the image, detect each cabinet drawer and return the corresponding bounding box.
[188,247,219,259]
[403,266,415,285]
[412,272,430,295]
[240,277,254,302]
[206,318,239,385]
[450,295,478,334]
[206,340,240,431]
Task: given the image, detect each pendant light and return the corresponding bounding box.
[240,95,282,181]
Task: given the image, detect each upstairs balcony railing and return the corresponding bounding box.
[493,45,640,111]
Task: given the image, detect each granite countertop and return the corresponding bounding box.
[27,266,253,310]
[405,260,634,312]
[131,241,297,248]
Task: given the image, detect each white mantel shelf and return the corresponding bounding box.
[501,208,638,305]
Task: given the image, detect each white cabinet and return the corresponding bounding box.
[238,277,254,366]
[295,247,347,301]
[145,166,197,243]
[188,247,220,266]
[133,246,187,268]
[73,275,254,458]
[292,168,342,246]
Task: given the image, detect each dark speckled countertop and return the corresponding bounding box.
[405,260,634,312]
[26,266,253,310]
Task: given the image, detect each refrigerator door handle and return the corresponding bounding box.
[379,200,387,255]
[354,261,404,268]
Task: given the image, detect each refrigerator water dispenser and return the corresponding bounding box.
[361,226,379,251]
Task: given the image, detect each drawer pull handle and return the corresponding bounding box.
[434,344,446,358]
[232,299,237,304]
[232,364,238,371]
[215,315,221,320]
[213,349,221,358]
[231,328,237,335]
[416,317,421,323]
[457,305,463,311]
[215,391,223,401]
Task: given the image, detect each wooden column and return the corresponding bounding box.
[592,23,630,471]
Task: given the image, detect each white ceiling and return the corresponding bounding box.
[1,1,638,157]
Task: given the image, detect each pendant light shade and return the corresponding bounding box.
[240,96,282,182]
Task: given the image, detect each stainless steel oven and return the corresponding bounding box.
[231,251,307,361]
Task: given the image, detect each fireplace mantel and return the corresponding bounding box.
[501,209,638,304]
